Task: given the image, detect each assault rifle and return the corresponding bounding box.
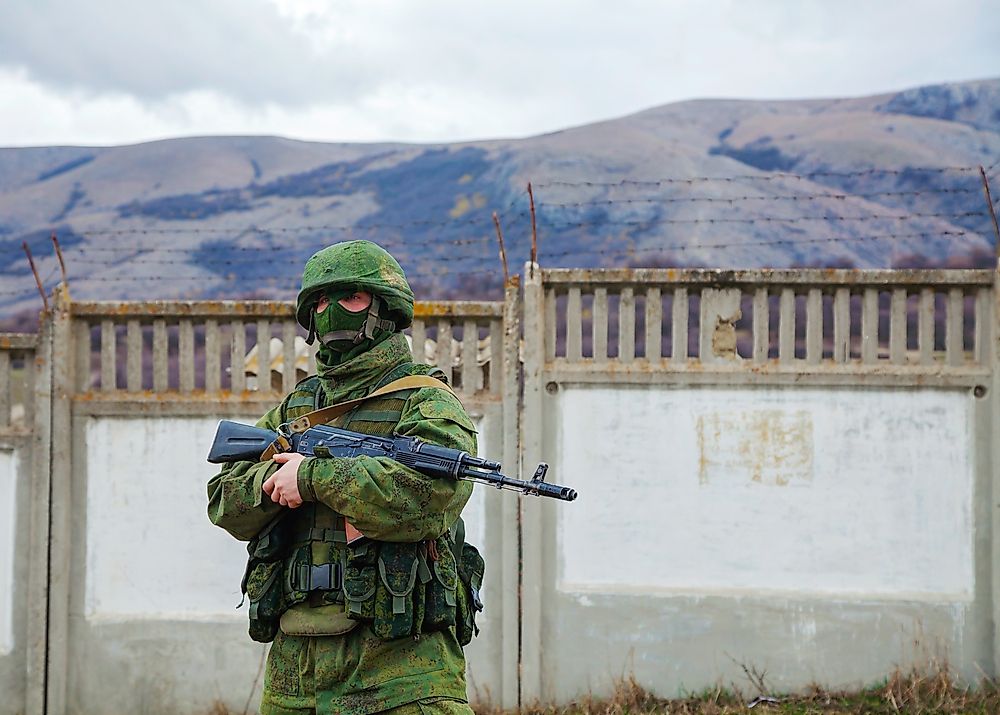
[207,420,578,502]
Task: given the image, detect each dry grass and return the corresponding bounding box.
[473,663,1000,715]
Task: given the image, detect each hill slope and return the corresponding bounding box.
[1,78,998,316]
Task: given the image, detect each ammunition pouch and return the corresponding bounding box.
[344,541,378,620]
[423,540,460,633]
[340,526,485,643]
[373,542,426,640]
[455,542,485,646]
[241,514,295,643]
[242,517,485,644]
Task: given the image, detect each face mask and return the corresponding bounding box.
[314,289,370,353]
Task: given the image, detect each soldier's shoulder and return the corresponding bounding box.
[387,361,449,384]
[291,373,323,391]
[405,384,476,433]
[280,374,323,416]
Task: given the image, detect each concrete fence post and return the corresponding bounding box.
[499,276,522,709]
[25,309,53,715]
[992,258,1000,675]
[46,286,73,715]
[520,263,544,704]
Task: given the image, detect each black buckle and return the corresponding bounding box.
[296,563,343,591]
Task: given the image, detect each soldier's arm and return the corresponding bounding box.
[206,403,285,541]
[296,386,476,542]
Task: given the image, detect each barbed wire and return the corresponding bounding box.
[1,226,990,301]
[58,266,505,283]
[537,187,979,208]
[531,210,986,229]
[75,214,510,237]
[2,163,992,305]
[64,234,496,254]
[538,230,980,260]
[49,206,987,258]
[41,172,987,242]
[534,166,979,189]
[2,227,982,294]
[67,249,498,266]
[0,264,61,299]
[0,287,39,298]
[985,158,1000,174]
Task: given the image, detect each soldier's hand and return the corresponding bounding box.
[262,453,306,508]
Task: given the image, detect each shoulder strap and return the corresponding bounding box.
[259,374,457,461]
[288,374,455,434]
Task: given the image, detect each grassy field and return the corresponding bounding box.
[477,665,1000,715]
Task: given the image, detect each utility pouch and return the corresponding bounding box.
[241,515,295,643]
[245,560,284,643]
[343,541,378,622]
[244,514,294,577]
[279,603,357,636]
[373,542,424,640]
[455,543,485,646]
[422,536,459,632]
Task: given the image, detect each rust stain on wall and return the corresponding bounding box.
[698,409,813,486]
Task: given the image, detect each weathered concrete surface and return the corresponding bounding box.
[63,409,502,713]
[84,417,251,620]
[0,445,27,715]
[542,384,986,701]
[68,620,269,715]
[461,406,506,706]
[699,288,742,364]
[545,592,977,700]
[0,449,17,654]
[556,386,972,598]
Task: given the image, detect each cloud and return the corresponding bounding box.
[0,0,998,146]
[0,0,367,104]
[0,68,539,147]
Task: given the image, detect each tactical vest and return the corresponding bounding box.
[241,362,485,645]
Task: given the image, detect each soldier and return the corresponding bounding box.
[207,240,481,715]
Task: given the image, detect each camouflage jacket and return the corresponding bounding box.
[206,333,476,713]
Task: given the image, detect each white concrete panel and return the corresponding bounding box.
[556,387,974,600]
[85,417,256,620]
[86,413,499,621]
[461,414,489,552]
[0,449,16,654]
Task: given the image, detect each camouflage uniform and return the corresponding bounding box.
[207,242,477,715]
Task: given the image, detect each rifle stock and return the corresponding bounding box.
[207,421,279,463]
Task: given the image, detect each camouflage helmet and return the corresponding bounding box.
[295,240,414,331]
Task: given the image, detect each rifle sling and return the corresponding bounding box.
[260,375,455,461]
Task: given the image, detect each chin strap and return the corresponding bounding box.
[361,295,396,340]
[305,312,317,346]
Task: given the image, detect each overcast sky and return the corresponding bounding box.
[2,0,998,148]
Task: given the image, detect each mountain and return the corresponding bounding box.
[1,78,999,319]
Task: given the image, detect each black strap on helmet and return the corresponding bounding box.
[361,295,396,340]
[305,311,317,346]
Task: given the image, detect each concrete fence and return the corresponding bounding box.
[1,264,997,714]
[0,333,38,713]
